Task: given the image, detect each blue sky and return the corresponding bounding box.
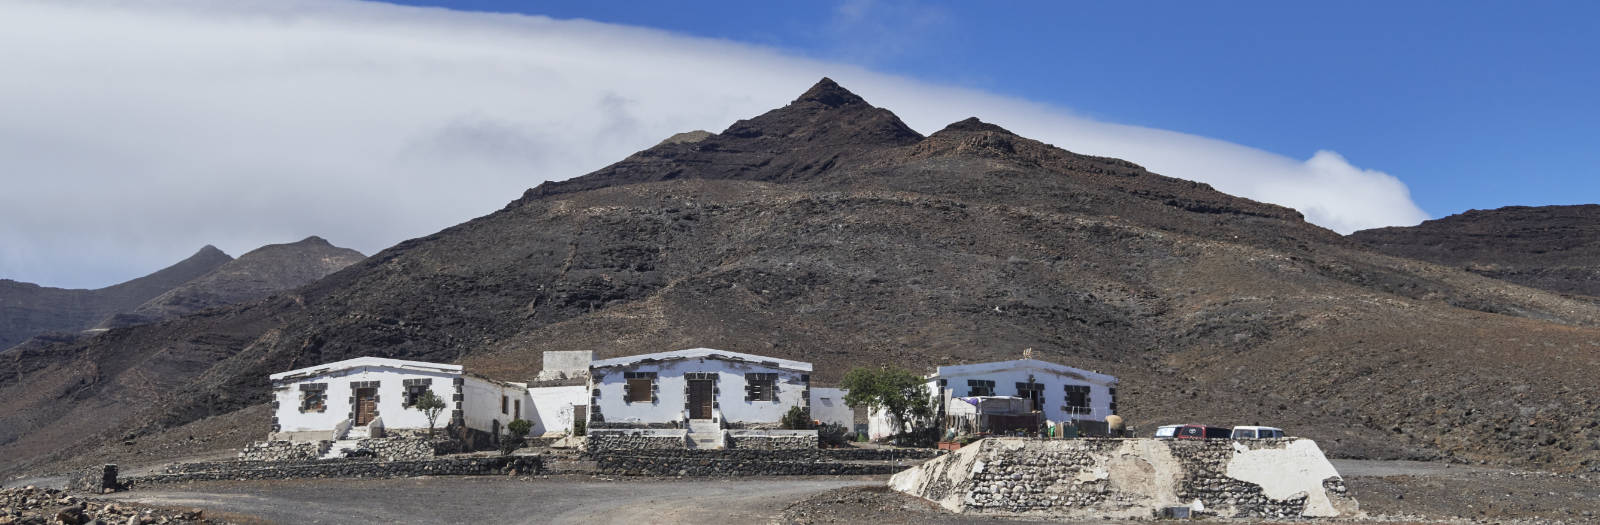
[387,0,1600,218]
[2,1,1595,288]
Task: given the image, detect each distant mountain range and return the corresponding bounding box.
[1353,204,1600,299]
[0,237,364,350]
[2,79,1596,478]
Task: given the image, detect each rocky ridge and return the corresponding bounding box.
[1352,204,1600,299]
[2,79,1598,480]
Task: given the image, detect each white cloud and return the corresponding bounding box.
[0,0,1428,288]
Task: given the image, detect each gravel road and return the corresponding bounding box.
[106,475,879,525]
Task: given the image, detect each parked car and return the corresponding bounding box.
[1230,426,1285,439]
[1154,424,1230,439]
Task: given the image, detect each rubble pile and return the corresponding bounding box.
[0,486,222,525]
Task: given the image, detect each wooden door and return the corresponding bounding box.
[688,380,714,419]
[355,387,377,425]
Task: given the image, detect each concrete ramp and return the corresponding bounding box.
[889,438,1359,520]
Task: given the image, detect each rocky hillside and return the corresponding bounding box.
[1351,205,1600,298]
[0,246,231,350]
[3,79,1598,478]
[97,237,366,329]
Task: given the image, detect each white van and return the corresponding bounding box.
[1230,426,1285,439]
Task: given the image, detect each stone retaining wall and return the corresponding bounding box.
[357,436,459,460]
[725,430,817,450]
[122,456,542,486]
[591,448,913,476]
[890,438,1359,520]
[586,429,686,452]
[239,440,330,461]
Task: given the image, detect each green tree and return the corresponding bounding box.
[412,390,448,436]
[502,418,533,456]
[840,366,933,445]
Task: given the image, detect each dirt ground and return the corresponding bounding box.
[89,460,1598,524]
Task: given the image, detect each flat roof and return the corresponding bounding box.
[269,356,462,382]
[590,347,812,373]
[931,358,1117,384]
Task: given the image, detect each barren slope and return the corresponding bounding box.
[0,246,232,350]
[97,236,365,329]
[4,79,1598,477]
[1352,205,1600,299]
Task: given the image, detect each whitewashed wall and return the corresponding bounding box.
[527,385,587,436]
[592,358,807,425]
[273,365,457,434]
[810,387,852,428]
[462,376,524,436]
[932,365,1116,424]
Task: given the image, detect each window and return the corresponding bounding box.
[1064,385,1091,414]
[514,399,522,420]
[745,373,778,402]
[623,371,658,403]
[967,379,995,397]
[299,383,327,413]
[501,395,508,414]
[1109,387,1118,415]
[402,378,434,407]
[1015,381,1044,411]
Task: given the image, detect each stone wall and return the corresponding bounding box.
[589,448,917,476]
[586,429,686,452]
[238,440,330,461]
[890,438,1360,520]
[725,430,817,450]
[123,456,542,486]
[356,435,459,460]
[67,464,119,493]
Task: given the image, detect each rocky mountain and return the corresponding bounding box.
[96,237,366,329]
[0,246,232,350]
[1351,205,1600,299]
[3,79,1598,478]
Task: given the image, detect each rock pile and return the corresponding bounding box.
[0,486,220,524]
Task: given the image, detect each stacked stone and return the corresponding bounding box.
[586,431,685,452]
[1,486,214,524]
[1168,440,1307,518]
[124,456,543,486]
[725,434,816,450]
[592,449,903,476]
[237,440,328,461]
[354,436,455,460]
[962,441,1114,511]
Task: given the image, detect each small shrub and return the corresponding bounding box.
[501,418,532,455]
[817,423,850,448]
[781,406,812,430]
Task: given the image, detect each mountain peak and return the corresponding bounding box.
[936,117,1016,136]
[293,235,331,246]
[193,245,229,259]
[792,77,868,108]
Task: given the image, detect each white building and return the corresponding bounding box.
[809,387,853,428]
[868,358,1119,440]
[270,357,516,443]
[588,348,812,428]
[269,356,588,445]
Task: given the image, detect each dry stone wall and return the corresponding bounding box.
[589,448,918,476]
[890,438,1359,520]
[586,429,686,452]
[123,456,542,486]
[726,430,817,450]
[238,440,329,461]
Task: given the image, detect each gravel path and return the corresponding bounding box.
[106,475,879,525]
